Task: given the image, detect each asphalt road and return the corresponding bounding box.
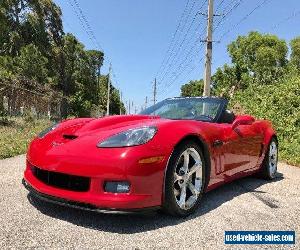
[0,155,299,249]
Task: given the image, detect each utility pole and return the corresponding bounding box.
[153,78,157,105]
[119,91,122,115]
[128,99,131,114]
[97,65,101,103]
[106,63,112,116]
[203,0,214,97]
[145,96,148,109]
[134,106,137,114]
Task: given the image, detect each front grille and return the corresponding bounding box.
[31,165,90,192]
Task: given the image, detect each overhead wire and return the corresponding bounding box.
[158,0,266,100]
[156,0,199,82]
[218,0,272,41]
[157,0,241,98]
[67,0,123,97]
[157,0,208,86]
[270,9,300,31]
[154,0,192,80]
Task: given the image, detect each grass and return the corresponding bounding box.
[0,117,51,159]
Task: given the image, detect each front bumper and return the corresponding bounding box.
[24,142,170,210]
[22,178,160,213]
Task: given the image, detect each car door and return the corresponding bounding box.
[220,121,264,177]
[234,121,264,169]
[219,125,252,177]
[208,123,249,177]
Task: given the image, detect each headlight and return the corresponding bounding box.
[97,126,157,148]
[38,123,58,138]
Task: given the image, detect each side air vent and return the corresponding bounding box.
[63,134,78,140]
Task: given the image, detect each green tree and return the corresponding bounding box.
[0,0,63,57]
[59,34,106,117]
[181,80,203,97]
[0,0,125,119]
[17,44,48,83]
[228,32,288,84]
[212,64,251,98]
[290,37,300,70]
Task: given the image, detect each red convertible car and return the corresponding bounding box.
[23,97,278,216]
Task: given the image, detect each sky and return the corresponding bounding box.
[54,0,300,113]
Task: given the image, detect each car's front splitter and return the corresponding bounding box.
[22,178,161,214]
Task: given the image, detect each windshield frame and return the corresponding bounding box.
[139,97,228,123]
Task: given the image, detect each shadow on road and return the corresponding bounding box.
[27,173,283,234]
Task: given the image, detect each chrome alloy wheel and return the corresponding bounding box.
[173,148,203,210]
[269,141,278,176]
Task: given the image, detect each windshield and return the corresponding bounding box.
[140,98,225,122]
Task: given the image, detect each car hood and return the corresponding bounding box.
[27,115,210,166]
[37,115,163,145]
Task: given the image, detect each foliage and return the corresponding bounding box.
[181,80,203,97]
[212,64,251,98]
[0,0,124,119]
[0,117,51,159]
[290,37,300,70]
[17,44,48,83]
[228,31,288,84]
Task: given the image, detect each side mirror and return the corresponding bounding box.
[232,115,255,130]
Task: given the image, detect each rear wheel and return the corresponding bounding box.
[261,138,278,180]
[162,141,206,217]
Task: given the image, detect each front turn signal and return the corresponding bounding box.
[138,156,165,164]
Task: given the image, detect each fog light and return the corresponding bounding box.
[104,181,130,193]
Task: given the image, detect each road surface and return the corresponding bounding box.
[0,155,299,249]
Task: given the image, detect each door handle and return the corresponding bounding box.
[213,140,224,147]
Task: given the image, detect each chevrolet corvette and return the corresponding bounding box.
[23,97,278,216]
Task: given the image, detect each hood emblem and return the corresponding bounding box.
[52,141,64,147]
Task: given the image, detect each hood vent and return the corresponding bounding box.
[63,134,78,140]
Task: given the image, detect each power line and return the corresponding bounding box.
[72,0,103,49]
[158,0,261,100]
[271,9,300,31]
[158,56,206,100]
[215,0,227,12]
[158,27,207,92]
[218,0,272,41]
[213,0,245,32]
[158,0,242,94]
[67,0,98,49]
[157,0,208,85]
[161,56,206,98]
[154,0,192,80]
[67,0,124,103]
[157,43,206,98]
[156,0,199,81]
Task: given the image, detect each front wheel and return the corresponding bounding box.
[261,138,278,180]
[162,142,206,217]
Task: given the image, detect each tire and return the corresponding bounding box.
[260,138,278,180]
[162,141,206,217]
